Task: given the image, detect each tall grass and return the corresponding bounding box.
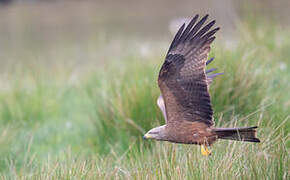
[0,18,289,179]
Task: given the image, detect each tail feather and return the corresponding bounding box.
[213,126,260,143]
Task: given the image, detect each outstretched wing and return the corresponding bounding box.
[157,57,223,123]
[158,14,220,126]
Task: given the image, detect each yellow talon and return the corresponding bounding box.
[201,144,211,156]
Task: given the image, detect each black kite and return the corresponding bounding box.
[143,14,260,156]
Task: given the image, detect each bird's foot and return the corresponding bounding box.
[201,144,211,156]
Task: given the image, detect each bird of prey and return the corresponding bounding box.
[143,14,260,156]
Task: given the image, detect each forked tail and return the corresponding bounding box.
[213,126,260,142]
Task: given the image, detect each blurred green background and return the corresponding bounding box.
[0,0,289,179]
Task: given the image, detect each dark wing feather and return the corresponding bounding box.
[158,14,220,126]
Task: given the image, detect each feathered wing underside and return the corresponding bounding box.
[158,14,220,126]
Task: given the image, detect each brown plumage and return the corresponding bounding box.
[143,14,260,155]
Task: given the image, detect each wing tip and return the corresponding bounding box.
[206,57,215,65]
[209,20,216,26]
[193,14,199,20]
[214,27,221,33]
[168,13,219,53]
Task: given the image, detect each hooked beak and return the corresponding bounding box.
[143,133,152,140]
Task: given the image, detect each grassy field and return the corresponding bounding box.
[0,4,289,179]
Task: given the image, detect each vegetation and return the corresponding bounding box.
[0,10,289,179]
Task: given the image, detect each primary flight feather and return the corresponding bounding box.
[143,14,260,156]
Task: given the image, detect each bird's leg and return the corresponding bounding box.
[201,144,211,156]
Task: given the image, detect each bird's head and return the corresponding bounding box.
[143,125,166,140]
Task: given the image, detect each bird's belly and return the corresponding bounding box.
[167,128,217,145]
